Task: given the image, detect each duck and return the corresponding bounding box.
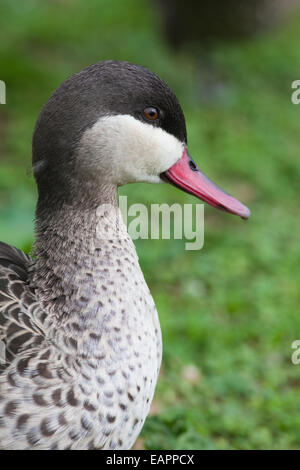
[0,60,250,450]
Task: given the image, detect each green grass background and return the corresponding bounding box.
[1,0,300,449]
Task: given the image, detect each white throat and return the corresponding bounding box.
[76,114,184,185]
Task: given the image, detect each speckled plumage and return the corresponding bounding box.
[0,201,162,449]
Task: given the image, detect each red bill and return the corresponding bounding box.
[161,148,250,220]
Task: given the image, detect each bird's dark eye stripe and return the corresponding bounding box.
[144,107,159,121]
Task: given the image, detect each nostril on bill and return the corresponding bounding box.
[188,160,198,171]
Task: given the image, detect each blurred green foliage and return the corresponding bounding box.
[1,0,300,450]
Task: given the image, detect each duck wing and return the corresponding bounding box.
[0,242,45,374]
[0,241,29,280]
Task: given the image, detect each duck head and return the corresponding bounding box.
[33,60,250,219]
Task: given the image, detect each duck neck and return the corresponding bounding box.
[30,182,130,319]
[29,180,159,362]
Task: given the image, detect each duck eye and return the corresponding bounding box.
[144,107,159,121]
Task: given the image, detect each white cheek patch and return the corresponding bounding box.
[76,114,184,185]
